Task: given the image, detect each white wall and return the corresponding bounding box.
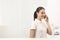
[47,0,60,26]
[0,0,22,37]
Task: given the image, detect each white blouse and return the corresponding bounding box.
[30,19,48,38]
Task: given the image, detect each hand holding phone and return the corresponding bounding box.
[44,15,49,22]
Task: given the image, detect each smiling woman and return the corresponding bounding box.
[30,7,52,38]
[21,0,48,38]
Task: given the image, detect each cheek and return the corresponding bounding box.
[38,13,43,17]
[38,13,41,16]
[38,14,43,18]
[39,14,43,16]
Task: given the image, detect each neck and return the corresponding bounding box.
[37,17,42,21]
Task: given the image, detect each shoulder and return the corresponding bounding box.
[30,21,37,29]
[31,20,37,24]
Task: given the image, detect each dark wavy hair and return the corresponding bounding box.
[34,7,45,20]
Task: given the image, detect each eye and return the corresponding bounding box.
[41,12,45,14]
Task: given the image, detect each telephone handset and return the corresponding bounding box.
[44,15,48,22]
[44,15,46,19]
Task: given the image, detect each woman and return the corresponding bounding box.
[30,7,52,38]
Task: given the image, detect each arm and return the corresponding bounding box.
[46,22,52,35]
[44,15,52,35]
[30,29,36,38]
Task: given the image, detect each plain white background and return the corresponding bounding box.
[0,0,60,38]
[0,0,22,37]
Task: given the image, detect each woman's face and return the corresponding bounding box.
[37,9,46,19]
